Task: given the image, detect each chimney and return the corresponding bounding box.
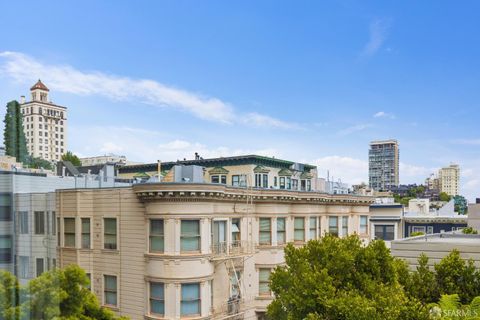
[20,96,25,104]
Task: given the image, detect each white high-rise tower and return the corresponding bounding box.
[20,80,67,161]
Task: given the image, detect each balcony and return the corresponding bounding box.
[212,296,245,320]
[210,240,256,260]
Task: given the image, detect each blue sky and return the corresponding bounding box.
[0,1,479,200]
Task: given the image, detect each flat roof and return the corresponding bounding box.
[394,233,480,244]
[119,154,317,174]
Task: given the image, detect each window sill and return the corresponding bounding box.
[103,304,119,311]
[255,295,273,300]
[101,249,119,254]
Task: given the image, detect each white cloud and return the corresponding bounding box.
[337,124,372,136]
[399,162,434,179]
[373,111,395,119]
[312,156,368,184]
[0,51,294,129]
[361,19,391,56]
[242,112,299,130]
[69,125,280,163]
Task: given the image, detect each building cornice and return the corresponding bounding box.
[133,183,374,206]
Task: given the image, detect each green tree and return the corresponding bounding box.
[61,151,81,166]
[463,227,478,235]
[434,250,480,304]
[439,192,452,202]
[3,100,28,163]
[0,270,20,320]
[25,156,53,170]
[24,265,128,320]
[267,235,429,320]
[454,195,468,215]
[404,254,439,304]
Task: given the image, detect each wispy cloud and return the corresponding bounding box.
[70,125,280,162]
[337,124,372,136]
[373,111,395,119]
[242,112,299,130]
[361,18,391,56]
[452,138,480,145]
[0,51,296,129]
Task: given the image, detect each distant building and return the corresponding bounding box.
[391,233,480,268]
[80,154,128,166]
[119,154,319,191]
[438,164,460,196]
[20,80,67,162]
[403,199,467,237]
[369,198,403,246]
[368,140,399,191]
[0,169,130,283]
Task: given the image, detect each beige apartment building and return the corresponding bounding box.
[56,183,372,320]
[20,80,67,161]
[438,164,460,196]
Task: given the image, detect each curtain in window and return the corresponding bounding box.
[81,218,90,248]
[342,216,349,236]
[64,218,76,247]
[329,216,338,235]
[104,275,117,305]
[150,282,165,315]
[277,218,286,244]
[181,220,200,251]
[150,220,164,253]
[259,269,271,295]
[259,218,271,245]
[181,283,200,315]
[104,218,117,249]
[309,217,317,239]
[294,218,305,241]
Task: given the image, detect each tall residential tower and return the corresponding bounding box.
[438,164,460,196]
[368,139,399,191]
[20,80,67,161]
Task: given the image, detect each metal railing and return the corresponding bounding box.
[212,296,244,319]
[210,240,255,258]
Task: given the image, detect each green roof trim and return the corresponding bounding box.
[208,166,229,174]
[253,165,270,173]
[300,172,313,179]
[278,168,293,176]
[133,172,150,178]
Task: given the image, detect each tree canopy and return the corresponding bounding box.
[0,265,128,320]
[267,235,429,320]
[61,151,81,166]
[3,100,28,163]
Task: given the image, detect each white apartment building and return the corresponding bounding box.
[20,80,67,162]
[57,183,372,320]
[438,164,460,196]
[80,154,127,166]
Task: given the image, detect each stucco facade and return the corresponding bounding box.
[57,183,372,320]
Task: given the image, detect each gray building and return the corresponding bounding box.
[368,140,399,191]
[0,167,130,282]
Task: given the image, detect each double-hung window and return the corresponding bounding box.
[81,218,91,249]
[342,216,349,237]
[150,219,164,253]
[64,218,76,247]
[294,217,305,242]
[181,283,201,316]
[181,220,200,252]
[259,218,271,245]
[18,211,28,234]
[309,217,317,240]
[34,211,45,234]
[0,236,12,263]
[104,275,117,306]
[329,216,338,236]
[277,218,286,245]
[259,269,271,296]
[150,282,165,316]
[360,216,368,234]
[104,218,117,250]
